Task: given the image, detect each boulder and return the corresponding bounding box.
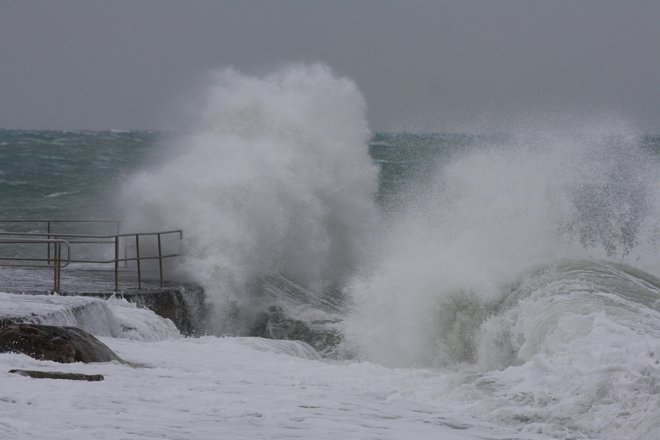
[0,323,123,363]
[250,305,341,354]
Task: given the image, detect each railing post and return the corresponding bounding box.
[56,240,62,292]
[157,233,164,287]
[52,241,57,292]
[52,240,61,293]
[135,234,141,290]
[117,221,127,268]
[47,221,52,266]
[114,235,119,292]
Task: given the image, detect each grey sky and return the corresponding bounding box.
[1,0,659,132]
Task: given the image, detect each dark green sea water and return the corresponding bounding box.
[1,129,659,221]
[0,130,160,220]
[0,129,447,220]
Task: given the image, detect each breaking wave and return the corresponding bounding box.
[344,125,660,438]
[119,64,379,332]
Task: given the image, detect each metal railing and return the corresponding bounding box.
[0,219,120,266]
[0,238,71,292]
[0,220,183,293]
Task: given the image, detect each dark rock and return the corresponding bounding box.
[250,306,342,354]
[9,369,104,381]
[0,323,123,363]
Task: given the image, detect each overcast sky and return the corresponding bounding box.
[1,0,659,132]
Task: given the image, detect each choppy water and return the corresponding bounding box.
[0,130,158,220]
[2,64,660,439]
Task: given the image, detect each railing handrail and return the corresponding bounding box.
[0,230,183,240]
[0,237,73,245]
[0,237,72,268]
[0,219,120,224]
[0,220,183,293]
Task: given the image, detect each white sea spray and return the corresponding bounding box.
[119,64,379,332]
[345,122,660,438]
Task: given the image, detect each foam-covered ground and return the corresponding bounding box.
[0,293,544,440]
[1,338,544,440]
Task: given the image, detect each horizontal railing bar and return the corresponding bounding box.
[0,254,180,263]
[0,247,180,262]
[0,230,182,240]
[62,241,115,245]
[115,254,181,262]
[0,219,120,224]
[0,239,71,268]
[73,254,182,264]
[0,257,56,262]
[75,256,180,264]
[1,238,117,245]
[0,238,72,244]
[114,230,182,238]
[0,232,110,239]
[0,261,171,272]
[0,263,56,268]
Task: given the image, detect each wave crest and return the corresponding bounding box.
[120,64,379,332]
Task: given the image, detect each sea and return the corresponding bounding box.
[1,65,660,439]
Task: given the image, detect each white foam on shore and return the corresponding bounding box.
[0,335,549,440]
[0,292,179,341]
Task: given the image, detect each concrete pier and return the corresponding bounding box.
[0,266,207,336]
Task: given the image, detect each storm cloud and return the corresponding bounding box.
[1,0,658,131]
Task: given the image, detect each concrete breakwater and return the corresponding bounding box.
[0,264,207,336]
